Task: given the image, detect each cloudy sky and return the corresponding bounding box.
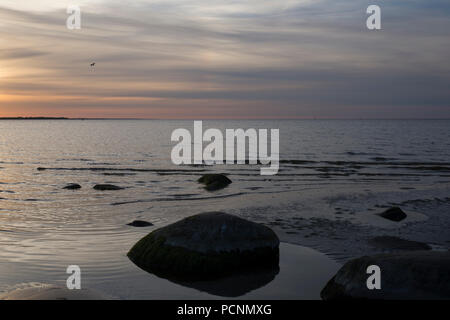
[0,0,449,118]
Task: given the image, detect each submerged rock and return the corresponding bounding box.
[198,174,232,191]
[63,183,81,190]
[127,212,279,280]
[93,184,123,191]
[321,251,450,300]
[378,207,407,222]
[127,220,154,227]
[369,236,431,251]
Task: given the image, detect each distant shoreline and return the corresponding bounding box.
[0,117,134,120]
[1,117,449,121]
[0,117,151,120]
[0,117,69,120]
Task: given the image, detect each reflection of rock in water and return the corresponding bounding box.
[157,266,280,297]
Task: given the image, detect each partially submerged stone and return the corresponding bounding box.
[198,174,232,191]
[93,184,123,191]
[321,251,450,300]
[63,183,81,190]
[127,220,154,227]
[377,207,407,222]
[128,212,279,280]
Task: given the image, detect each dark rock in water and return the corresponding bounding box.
[378,207,407,222]
[93,184,123,191]
[127,220,154,227]
[198,174,232,191]
[127,212,279,280]
[63,183,82,190]
[321,251,450,300]
[369,236,431,251]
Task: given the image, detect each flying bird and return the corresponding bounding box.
[90,62,96,67]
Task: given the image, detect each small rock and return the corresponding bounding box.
[63,183,81,190]
[198,174,232,191]
[378,207,407,222]
[93,184,123,191]
[127,212,279,280]
[127,220,153,227]
[321,251,450,300]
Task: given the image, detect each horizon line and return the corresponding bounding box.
[1,117,450,121]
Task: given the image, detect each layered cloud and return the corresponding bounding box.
[0,0,449,118]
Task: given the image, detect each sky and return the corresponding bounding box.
[0,0,449,119]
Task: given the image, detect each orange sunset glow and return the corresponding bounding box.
[0,1,449,119]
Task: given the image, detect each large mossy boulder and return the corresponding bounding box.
[321,251,450,300]
[198,174,232,191]
[127,212,279,280]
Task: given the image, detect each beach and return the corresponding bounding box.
[1,119,449,299]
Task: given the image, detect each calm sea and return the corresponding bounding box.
[1,119,449,298]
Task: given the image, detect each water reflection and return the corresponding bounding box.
[149,266,280,298]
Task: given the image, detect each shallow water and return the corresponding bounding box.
[0,119,449,297]
[0,243,339,299]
